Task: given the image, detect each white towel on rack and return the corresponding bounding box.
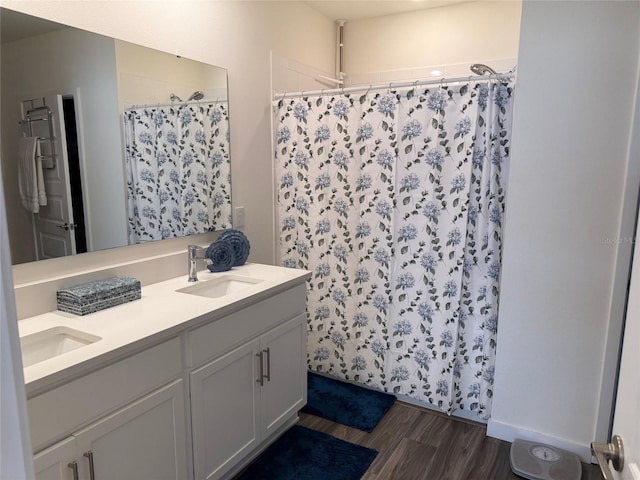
[18,137,40,213]
[35,142,47,207]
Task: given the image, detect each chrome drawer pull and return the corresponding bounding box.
[83,450,96,480]
[263,348,271,382]
[256,351,264,386]
[67,461,79,480]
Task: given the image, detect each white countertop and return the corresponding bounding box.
[19,263,310,396]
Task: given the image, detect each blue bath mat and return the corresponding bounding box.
[302,372,395,432]
[234,425,377,480]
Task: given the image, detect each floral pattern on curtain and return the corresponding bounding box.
[274,82,514,420]
[124,102,232,244]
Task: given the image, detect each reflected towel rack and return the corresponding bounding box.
[19,105,56,169]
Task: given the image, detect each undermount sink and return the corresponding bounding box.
[20,327,102,368]
[176,274,263,299]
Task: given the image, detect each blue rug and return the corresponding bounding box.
[302,372,395,432]
[234,425,377,480]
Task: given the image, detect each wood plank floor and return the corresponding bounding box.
[298,401,601,480]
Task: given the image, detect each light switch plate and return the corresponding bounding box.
[235,207,245,228]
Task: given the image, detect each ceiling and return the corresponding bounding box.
[305,0,474,21]
[1,1,475,44]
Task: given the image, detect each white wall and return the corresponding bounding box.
[489,0,640,460]
[343,1,521,84]
[0,169,33,479]
[115,40,228,107]
[1,27,127,260]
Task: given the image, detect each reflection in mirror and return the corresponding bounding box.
[0,8,232,265]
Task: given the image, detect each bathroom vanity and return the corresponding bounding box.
[18,263,310,480]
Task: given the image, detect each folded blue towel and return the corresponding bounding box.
[206,240,236,272]
[217,229,250,266]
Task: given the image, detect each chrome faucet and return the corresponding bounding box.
[188,245,207,282]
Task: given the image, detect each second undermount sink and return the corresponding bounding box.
[176,274,263,299]
[20,327,102,368]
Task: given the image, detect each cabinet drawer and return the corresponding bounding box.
[28,337,181,452]
[187,284,306,368]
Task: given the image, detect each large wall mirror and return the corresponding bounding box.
[1,8,232,266]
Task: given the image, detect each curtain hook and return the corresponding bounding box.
[388,82,392,94]
[365,84,372,96]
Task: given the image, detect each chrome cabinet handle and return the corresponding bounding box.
[263,348,271,382]
[67,461,79,480]
[256,351,264,386]
[591,435,624,480]
[83,450,96,480]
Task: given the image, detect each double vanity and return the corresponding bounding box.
[18,262,310,480]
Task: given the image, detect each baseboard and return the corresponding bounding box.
[394,393,490,425]
[487,418,593,463]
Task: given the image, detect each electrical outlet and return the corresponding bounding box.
[235,206,245,228]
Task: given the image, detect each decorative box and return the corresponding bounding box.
[56,276,141,316]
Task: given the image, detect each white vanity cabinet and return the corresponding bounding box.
[33,437,76,480]
[33,381,186,480]
[190,339,261,480]
[29,338,188,480]
[188,285,307,480]
[24,270,310,480]
[259,315,307,436]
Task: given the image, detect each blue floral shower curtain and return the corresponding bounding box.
[124,103,231,243]
[274,82,514,421]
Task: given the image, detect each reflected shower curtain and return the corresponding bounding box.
[274,82,514,420]
[124,103,231,243]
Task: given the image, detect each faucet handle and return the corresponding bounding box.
[188,245,202,259]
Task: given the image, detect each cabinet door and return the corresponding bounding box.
[73,380,187,480]
[260,314,307,436]
[190,338,261,480]
[34,437,77,480]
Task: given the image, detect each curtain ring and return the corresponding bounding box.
[365,84,372,96]
[388,82,392,94]
[409,80,417,99]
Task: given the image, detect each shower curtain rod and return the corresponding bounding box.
[125,98,227,111]
[274,72,515,100]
